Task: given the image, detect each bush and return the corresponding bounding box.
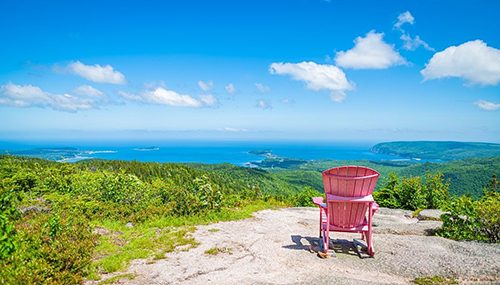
[439,196,481,241]
[423,173,450,209]
[398,176,426,210]
[0,184,20,259]
[374,172,450,210]
[192,175,223,212]
[439,176,499,243]
[374,173,401,208]
[0,209,97,284]
[476,192,499,242]
[293,187,322,207]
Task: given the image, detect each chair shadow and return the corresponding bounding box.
[282,235,371,259]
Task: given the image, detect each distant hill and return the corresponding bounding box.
[398,156,500,198]
[371,141,500,161]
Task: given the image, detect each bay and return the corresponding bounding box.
[0,140,406,166]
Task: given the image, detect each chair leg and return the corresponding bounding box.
[366,231,374,257]
[367,202,375,257]
[319,209,323,238]
[323,231,329,253]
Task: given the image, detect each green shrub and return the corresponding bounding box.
[192,175,223,212]
[399,176,426,210]
[423,173,450,209]
[0,184,20,259]
[439,176,500,243]
[293,187,322,207]
[0,209,97,284]
[439,196,481,241]
[374,172,450,211]
[475,192,499,242]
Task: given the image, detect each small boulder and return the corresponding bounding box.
[125,222,134,228]
[93,226,111,236]
[417,209,444,221]
[19,205,49,214]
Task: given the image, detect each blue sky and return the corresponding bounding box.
[0,0,499,142]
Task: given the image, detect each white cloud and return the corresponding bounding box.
[220,127,248,132]
[400,34,434,51]
[269,61,353,101]
[119,87,217,108]
[394,11,414,30]
[421,40,500,85]
[474,100,500,111]
[0,83,102,112]
[0,83,50,107]
[225,83,236,94]
[256,99,272,109]
[335,31,406,69]
[73,85,105,98]
[255,83,271,93]
[142,87,202,107]
[199,94,217,106]
[198,80,213,91]
[394,11,434,52]
[68,61,126,84]
[117,91,143,102]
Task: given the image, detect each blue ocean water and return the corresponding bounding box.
[0,140,405,166]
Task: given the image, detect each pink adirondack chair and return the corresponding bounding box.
[312,166,380,256]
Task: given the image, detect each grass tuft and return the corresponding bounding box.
[413,276,458,285]
[204,247,233,255]
[98,273,136,284]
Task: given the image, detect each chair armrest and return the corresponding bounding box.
[312,197,327,208]
[327,194,375,203]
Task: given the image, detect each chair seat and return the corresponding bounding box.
[321,221,369,233]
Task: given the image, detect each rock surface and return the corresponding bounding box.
[95,207,500,285]
[417,209,445,221]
